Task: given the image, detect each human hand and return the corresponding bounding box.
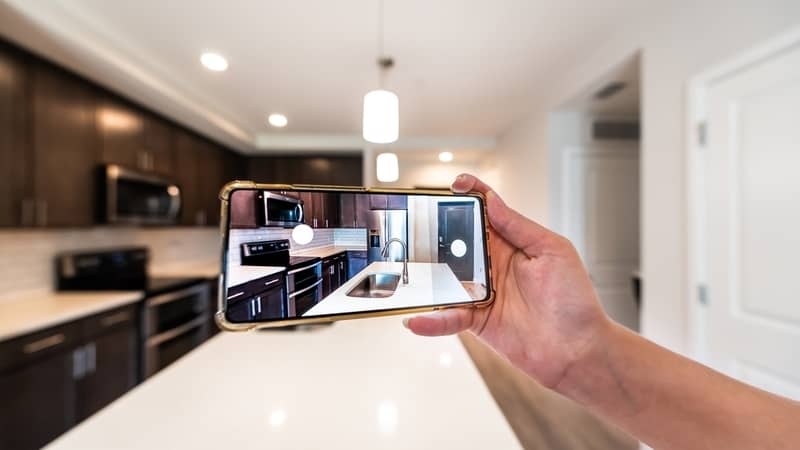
[404,174,612,388]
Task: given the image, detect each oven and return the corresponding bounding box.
[142,283,210,378]
[257,191,304,227]
[99,164,181,225]
[286,260,322,317]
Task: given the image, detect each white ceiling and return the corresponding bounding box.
[0,0,656,153]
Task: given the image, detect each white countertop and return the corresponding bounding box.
[304,262,473,317]
[291,245,367,259]
[149,261,220,280]
[0,290,144,341]
[46,316,519,449]
[226,265,285,289]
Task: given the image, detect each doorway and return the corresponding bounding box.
[437,202,475,281]
[550,53,641,331]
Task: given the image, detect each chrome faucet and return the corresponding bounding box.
[381,238,409,285]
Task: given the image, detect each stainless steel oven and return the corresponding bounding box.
[258,191,303,227]
[142,283,210,378]
[100,164,181,225]
[286,260,322,317]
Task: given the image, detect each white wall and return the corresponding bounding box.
[494,1,800,353]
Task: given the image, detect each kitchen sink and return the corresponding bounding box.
[346,273,401,298]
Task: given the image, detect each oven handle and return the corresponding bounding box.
[287,261,321,275]
[146,283,209,307]
[288,279,322,299]
[146,316,207,347]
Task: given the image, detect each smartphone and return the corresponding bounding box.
[215,182,494,330]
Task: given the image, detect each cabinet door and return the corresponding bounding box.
[337,255,348,285]
[97,94,144,170]
[312,192,326,228]
[77,325,137,421]
[142,113,173,175]
[322,259,334,296]
[355,194,371,228]
[0,44,30,227]
[348,252,368,279]
[201,145,226,226]
[369,194,388,210]
[230,189,258,228]
[339,193,355,228]
[387,194,408,210]
[0,352,75,450]
[32,63,98,227]
[174,130,203,225]
[299,192,314,226]
[325,194,339,228]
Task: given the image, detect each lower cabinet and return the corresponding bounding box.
[348,251,368,279]
[322,253,351,297]
[0,304,138,450]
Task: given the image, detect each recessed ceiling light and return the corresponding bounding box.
[268,113,288,128]
[200,52,228,71]
[438,151,454,162]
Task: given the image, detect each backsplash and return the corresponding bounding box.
[226,227,367,266]
[0,227,220,301]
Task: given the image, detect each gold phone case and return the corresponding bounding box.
[214,181,495,331]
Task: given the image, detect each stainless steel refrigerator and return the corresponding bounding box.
[367,210,409,263]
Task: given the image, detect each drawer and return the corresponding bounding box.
[244,272,285,295]
[81,304,138,339]
[347,250,367,259]
[0,320,82,373]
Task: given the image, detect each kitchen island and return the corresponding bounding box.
[304,262,475,317]
[46,315,519,449]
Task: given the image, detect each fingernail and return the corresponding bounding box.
[402,317,410,329]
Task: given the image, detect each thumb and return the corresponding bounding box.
[403,309,474,336]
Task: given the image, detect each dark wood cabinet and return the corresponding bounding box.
[0,43,30,227]
[97,95,144,169]
[339,193,371,228]
[0,304,138,449]
[369,194,407,210]
[247,155,363,186]
[31,62,98,227]
[229,189,258,228]
[322,252,350,296]
[348,251,368,279]
[142,112,174,175]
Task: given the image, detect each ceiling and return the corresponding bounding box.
[559,52,640,117]
[0,0,656,153]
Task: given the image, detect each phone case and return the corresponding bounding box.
[215,181,495,331]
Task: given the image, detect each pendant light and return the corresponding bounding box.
[363,0,399,144]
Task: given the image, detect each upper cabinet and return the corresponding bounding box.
[97,96,174,175]
[30,62,98,227]
[368,194,407,210]
[0,43,30,227]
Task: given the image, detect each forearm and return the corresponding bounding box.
[554,322,800,450]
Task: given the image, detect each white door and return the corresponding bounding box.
[699,39,800,399]
[563,145,640,330]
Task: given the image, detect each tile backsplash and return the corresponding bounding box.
[0,227,221,301]
[0,226,368,302]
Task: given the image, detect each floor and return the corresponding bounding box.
[459,332,638,450]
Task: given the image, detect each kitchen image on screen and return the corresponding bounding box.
[223,189,489,322]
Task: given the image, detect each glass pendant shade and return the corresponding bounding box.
[376,152,399,182]
[363,89,399,144]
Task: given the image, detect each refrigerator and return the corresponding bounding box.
[367,210,409,263]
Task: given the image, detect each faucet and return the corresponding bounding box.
[381,238,409,285]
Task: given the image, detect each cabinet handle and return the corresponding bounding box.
[325,219,329,227]
[35,200,48,227]
[264,279,280,287]
[86,342,96,374]
[23,333,65,354]
[100,311,131,328]
[72,347,86,380]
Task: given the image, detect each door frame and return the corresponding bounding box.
[685,26,800,362]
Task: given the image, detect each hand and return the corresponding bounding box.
[404,174,612,388]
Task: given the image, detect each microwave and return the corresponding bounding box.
[99,164,181,225]
[257,191,304,227]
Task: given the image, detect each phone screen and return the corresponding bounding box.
[220,187,491,327]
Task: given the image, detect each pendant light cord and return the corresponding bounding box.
[377,0,389,88]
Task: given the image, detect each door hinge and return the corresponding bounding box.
[697,284,709,306]
[697,121,707,148]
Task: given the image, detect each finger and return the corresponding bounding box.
[451,174,556,258]
[402,309,474,336]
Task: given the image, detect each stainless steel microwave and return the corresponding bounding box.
[100,164,181,225]
[258,191,304,227]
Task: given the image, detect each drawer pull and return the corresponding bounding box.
[264,279,280,287]
[227,291,245,300]
[24,333,65,354]
[100,311,131,327]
